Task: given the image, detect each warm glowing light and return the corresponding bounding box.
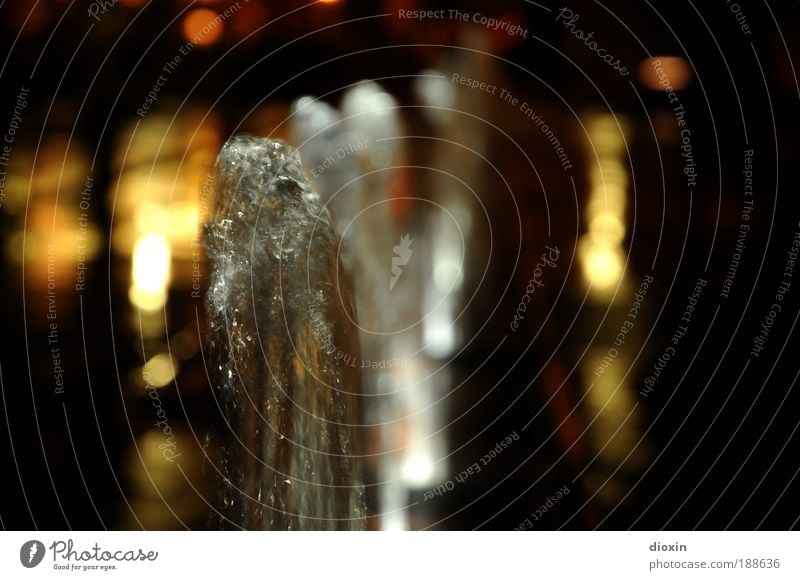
[586,117,626,154]
[582,113,629,297]
[589,212,626,246]
[182,9,224,46]
[589,160,628,189]
[579,238,624,290]
[231,2,269,39]
[130,232,171,311]
[132,201,200,259]
[402,453,435,486]
[433,261,463,292]
[576,112,646,496]
[582,348,644,473]
[423,296,458,359]
[639,56,692,91]
[586,184,627,217]
[143,353,178,388]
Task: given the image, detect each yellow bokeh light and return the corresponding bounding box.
[589,160,628,190]
[582,112,629,296]
[586,184,627,217]
[132,201,200,259]
[143,353,178,388]
[579,237,624,290]
[589,212,626,246]
[130,232,171,311]
[183,9,224,46]
[586,116,626,154]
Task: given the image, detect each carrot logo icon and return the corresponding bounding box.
[390,234,413,292]
[20,540,45,568]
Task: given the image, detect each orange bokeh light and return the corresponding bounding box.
[182,8,224,46]
[639,56,692,91]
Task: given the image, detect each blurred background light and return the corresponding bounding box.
[142,353,179,388]
[183,8,224,47]
[130,232,171,311]
[638,56,692,91]
[580,113,629,297]
[579,239,624,290]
